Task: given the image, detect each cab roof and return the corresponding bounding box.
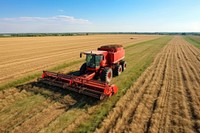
[83,50,107,55]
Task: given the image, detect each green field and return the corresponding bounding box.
[184,36,200,48]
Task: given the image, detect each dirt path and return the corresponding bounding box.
[95,36,200,133]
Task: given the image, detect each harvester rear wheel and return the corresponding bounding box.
[79,63,87,75]
[121,61,127,71]
[100,67,113,83]
[114,65,122,76]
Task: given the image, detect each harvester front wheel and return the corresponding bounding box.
[79,63,87,75]
[101,67,113,83]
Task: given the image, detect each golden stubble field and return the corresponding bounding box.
[0,34,160,84]
[0,35,199,133]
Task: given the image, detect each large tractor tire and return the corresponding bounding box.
[100,67,113,83]
[121,61,127,71]
[114,64,122,76]
[79,63,87,75]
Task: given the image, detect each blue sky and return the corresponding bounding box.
[0,0,200,33]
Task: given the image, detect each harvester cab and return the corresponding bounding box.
[79,51,107,76]
[80,51,104,69]
[39,45,126,100]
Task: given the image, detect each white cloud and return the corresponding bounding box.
[58,9,64,13]
[55,15,91,24]
[0,15,92,33]
[0,15,91,24]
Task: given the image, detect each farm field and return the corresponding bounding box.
[0,35,199,133]
[0,35,171,132]
[95,36,200,133]
[0,34,160,84]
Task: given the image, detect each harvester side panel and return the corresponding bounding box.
[98,45,125,64]
[108,49,125,64]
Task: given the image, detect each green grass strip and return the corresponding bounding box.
[74,36,173,132]
[0,60,82,91]
[184,36,200,48]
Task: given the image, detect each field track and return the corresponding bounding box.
[0,34,159,84]
[95,36,200,133]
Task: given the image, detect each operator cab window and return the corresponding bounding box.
[86,54,103,68]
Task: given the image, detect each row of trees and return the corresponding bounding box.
[0,32,199,37]
[0,33,89,37]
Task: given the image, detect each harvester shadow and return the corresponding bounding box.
[16,79,99,111]
[67,70,80,76]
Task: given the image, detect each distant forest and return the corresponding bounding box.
[0,32,199,37]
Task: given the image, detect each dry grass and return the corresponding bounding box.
[95,36,200,133]
[0,88,30,111]
[0,34,160,84]
[11,102,65,133]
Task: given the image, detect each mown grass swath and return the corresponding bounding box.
[184,36,200,48]
[74,36,173,132]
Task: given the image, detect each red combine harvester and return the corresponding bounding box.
[39,45,126,100]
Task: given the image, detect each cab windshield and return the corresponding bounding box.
[86,54,103,68]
